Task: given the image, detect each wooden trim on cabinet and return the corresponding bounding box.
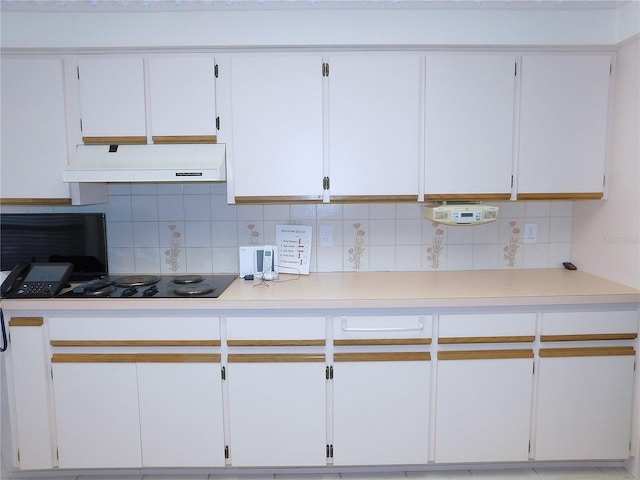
[423,193,511,201]
[334,338,432,346]
[541,333,637,342]
[516,192,603,201]
[438,335,535,344]
[152,135,217,144]
[539,346,636,358]
[227,339,325,347]
[82,136,147,145]
[438,349,534,360]
[0,198,71,206]
[50,340,221,347]
[334,352,431,362]
[330,195,418,203]
[51,353,220,363]
[52,353,137,363]
[227,353,325,363]
[9,317,44,327]
[135,353,220,363]
[235,196,323,204]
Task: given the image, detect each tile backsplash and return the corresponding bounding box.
[2,183,573,275]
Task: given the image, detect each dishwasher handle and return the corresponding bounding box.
[340,315,426,333]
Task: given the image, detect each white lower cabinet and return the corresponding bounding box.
[226,357,327,466]
[52,360,142,469]
[52,356,225,468]
[332,354,430,465]
[137,361,225,467]
[534,349,636,460]
[434,353,534,463]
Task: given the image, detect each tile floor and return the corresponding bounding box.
[12,467,628,480]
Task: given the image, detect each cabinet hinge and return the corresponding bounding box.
[323,176,330,190]
[326,365,333,380]
[326,444,334,458]
[221,366,226,380]
[216,116,220,131]
[214,64,219,78]
[225,445,230,459]
[322,62,329,77]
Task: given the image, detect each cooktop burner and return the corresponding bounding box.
[62,274,237,299]
[172,275,204,285]
[111,275,160,288]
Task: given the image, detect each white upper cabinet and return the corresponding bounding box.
[424,54,516,200]
[516,54,612,199]
[1,57,71,202]
[228,54,324,201]
[147,56,217,141]
[327,54,421,200]
[77,57,147,141]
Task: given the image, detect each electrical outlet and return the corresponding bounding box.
[319,225,333,247]
[524,223,538,244]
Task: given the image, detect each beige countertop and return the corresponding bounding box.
[2,269,638,311]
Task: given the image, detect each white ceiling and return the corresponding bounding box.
[0,0,633,12]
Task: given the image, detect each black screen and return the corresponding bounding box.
[1,213,108,281]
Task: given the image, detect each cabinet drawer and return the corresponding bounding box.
[226,316,326,344]
[333,315,431,342]
[438,313,536,343]
[48,316,220,342]
[540,310,638,341]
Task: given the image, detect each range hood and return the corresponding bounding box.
[64,143,226,183]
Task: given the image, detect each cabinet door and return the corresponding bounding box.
[424,54,516,199]
[137,360,225,467]
[148,56,217,141]
[333,354,430,465]
[52,358,142,468]
[229,55,324,201]
[226,356,326,466]
[1,57,71,202]
[535,349,635,460]
[78,57,147,141]
[5,318,55,469]
[328,55,421,200]
[517,54,611,198]
[435,352,534,463]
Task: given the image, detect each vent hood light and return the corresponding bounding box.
[63,143,226,183]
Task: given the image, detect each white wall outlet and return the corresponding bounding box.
[319,225,333,247]
[524,223,538,244]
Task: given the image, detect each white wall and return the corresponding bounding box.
[572,36,640,290]
[0,7,624,50]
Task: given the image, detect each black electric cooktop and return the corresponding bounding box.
[61,274,237,299]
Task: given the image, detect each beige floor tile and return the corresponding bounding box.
[275,475,340,480]
[339,473,407,479]
[533,467,611,479]
[598,467,636,479]
[405,471,472,479]
[470,468,539,478]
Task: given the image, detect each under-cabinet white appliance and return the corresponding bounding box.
[423,202,498,226]
[64,143,226,183]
